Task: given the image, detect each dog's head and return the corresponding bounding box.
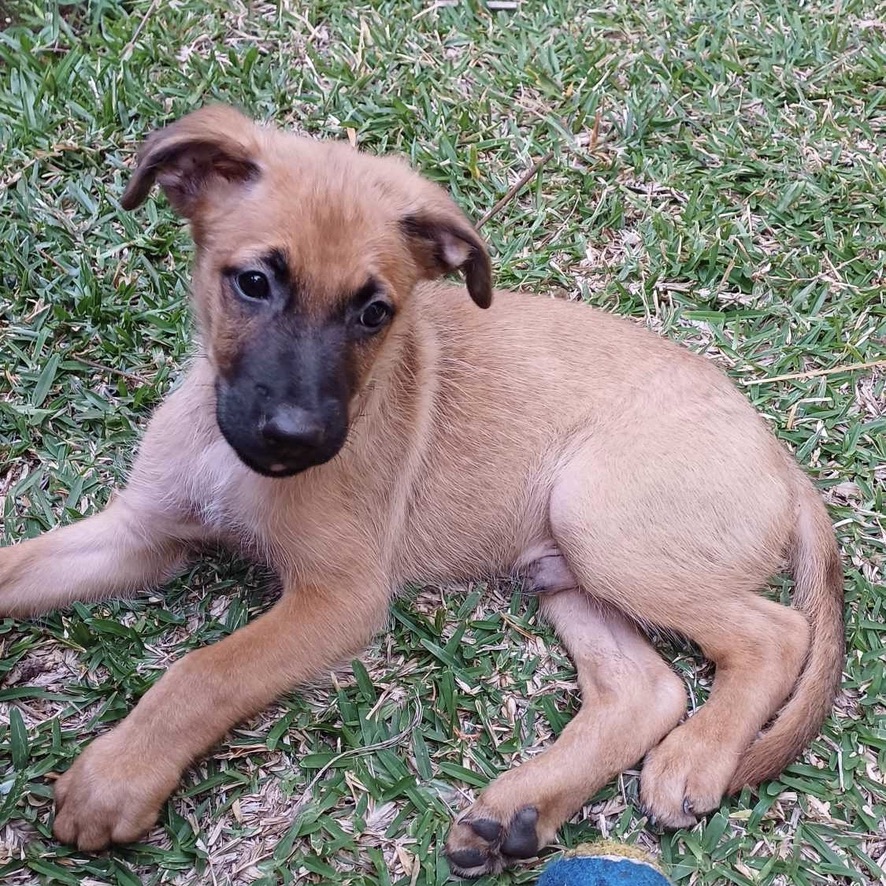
[122,105,491,477]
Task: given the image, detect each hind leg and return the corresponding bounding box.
[444,583,686,877]
[550,446,811,828]
[637,595,809,826]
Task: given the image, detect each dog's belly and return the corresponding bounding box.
[391,460,553,584]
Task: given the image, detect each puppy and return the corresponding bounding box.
[0,105,843,877]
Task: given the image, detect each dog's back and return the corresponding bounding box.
[381,283,793,585]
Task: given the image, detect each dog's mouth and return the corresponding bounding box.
[214,384,349,479]
[217,416,348,478]
[224,440,343,479]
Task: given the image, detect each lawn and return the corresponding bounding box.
[0,1,884,884]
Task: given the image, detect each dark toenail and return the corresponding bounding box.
[446,847,488,870]
[469,818,503,843]
[501,806,539,858]
[683,798,695,816]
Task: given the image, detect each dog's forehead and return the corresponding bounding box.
[203,140,415,306]
[208,153,416,310]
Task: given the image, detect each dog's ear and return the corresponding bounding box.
[120,105,260,217]
[400,199,493,309]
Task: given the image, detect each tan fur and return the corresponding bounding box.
[0,106,844,875]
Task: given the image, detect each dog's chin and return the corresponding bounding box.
[226,442,341,479]
[215,424,344,479]
[235,454,310,478]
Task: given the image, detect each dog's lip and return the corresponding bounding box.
[238,456,304,478]
[236,450,308,478]
[225,439,341,478]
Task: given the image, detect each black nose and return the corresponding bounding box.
[261,406,326,450]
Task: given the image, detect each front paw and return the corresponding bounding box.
[53,729,181,850]
[445,803,555,878]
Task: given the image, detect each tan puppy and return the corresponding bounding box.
[0,106,843,877]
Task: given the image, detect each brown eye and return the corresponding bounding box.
[359,300,393,330]
[235,271,270,301]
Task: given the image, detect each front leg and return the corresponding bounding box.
[0,496,190,618]
[52,574,391,850]
[1,364,217,618]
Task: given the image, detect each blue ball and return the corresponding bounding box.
[538,856,672,886]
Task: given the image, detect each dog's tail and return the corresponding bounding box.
[728,474,844,792]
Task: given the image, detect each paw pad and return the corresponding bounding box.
[445,805,540,877]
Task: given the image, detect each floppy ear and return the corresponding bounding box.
[400,199,493,309]
[120,104,260,217]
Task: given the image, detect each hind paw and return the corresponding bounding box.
[640,730,738,828]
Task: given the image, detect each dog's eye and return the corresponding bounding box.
[235,271,271,301]
[359,301,393,330]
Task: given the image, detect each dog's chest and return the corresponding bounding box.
[184,439,267,548]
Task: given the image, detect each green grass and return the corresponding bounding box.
[1,0,884,884]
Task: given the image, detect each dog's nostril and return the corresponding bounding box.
[261,406,326,449]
